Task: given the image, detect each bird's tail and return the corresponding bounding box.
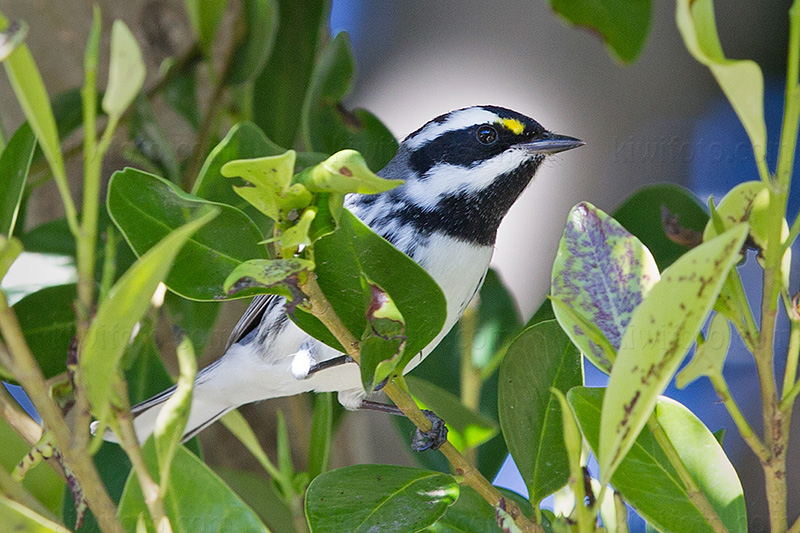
[91,360,236,444]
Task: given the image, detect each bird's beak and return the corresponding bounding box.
[521,133,585,155]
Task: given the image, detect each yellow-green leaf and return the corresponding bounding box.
[0,496,70,533]
[296,149,403,195]
[102,20,146,119]
[599,224,748,483]
[81,208,218,424]
[677,0,766,173]
[676,313,730,388]
[223,258,313,300]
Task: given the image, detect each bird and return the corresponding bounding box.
[100,105,584,446]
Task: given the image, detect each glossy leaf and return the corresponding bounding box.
[107,168,267,301]
[296,149,403,194]
[292,210,447,369]
[0,14,69,216]
[305,465,458,533]
[498,320,583,504]
[223,258,313,300]
[550,0,651,63]
[118,442,269,532]
[599,224,748,482]
[81,208,217,424]
[301,32,398,170]
[613,184,709,270]
[0,123,35,236]
[0,19,28,61]
[676,313,730,388]
[308,392,333,480]
[226,0,278,85]
[406,376,498,452]
[102,20,146,119]
[422,486,505,533]
[0,497,69,533]
[253,0,326,147]
[184,0,228,53]
[570,387,746,533]
[677,0,767,168]
[221,150,311,221]
[12,284,76,379]
[214,467,296,533]
[551,202,659,372]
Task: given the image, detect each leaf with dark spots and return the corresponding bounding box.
[360,278,407,391]
[223,258,313,306]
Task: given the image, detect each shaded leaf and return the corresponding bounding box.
[613,184,709,270]
[360,280,407,391]
[550,0,651,63]
[214,467,295,533]
[308,392,333,480]
[224,258,313,301]
[164,292,220,357]
[305,465,458,533]
[253,0,326,147]
[0,123,35,236]
[81,208,217,424]
[184,0,228,54]
[162,58,200,129]
[498,320,583,504]
[118,442,269,532]
[102,20,145,119]
[107,168,267,301]
[0,496,69,532]
[406,376,498,452]
[677,0,767,168]
[226,0,278,85]
[127,96,181,184]
[599,224,748,483]
[552,202,659,372]
[570,387,746,533]
[422,486,504,533]
[301,32,398,170]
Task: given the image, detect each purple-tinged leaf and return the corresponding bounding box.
[551,202,659,372]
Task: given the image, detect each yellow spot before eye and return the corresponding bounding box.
[500,118,524,135]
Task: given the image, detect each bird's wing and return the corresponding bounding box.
[225,294,277,350]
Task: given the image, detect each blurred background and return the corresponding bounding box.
[1,0,797,530]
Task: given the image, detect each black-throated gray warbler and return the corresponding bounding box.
[101,105,583,444]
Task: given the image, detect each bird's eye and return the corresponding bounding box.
[476,125,498,145]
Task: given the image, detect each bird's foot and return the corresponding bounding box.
[411,410,448,452]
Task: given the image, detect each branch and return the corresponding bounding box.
[299,275,543,533]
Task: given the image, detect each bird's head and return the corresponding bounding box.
[374,105,584,246]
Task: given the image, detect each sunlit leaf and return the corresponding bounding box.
[599,224,748,483]
[296,150,403,194]
[305,465,458,533]
[102,20,146,119]
[551,202,659,373]
[223,257,313,300]
[676,313,730,388]
[0,496,69,533]
[0,20,27,62]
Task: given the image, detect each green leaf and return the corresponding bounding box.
[421,486,504,533]
[0,14,72,228]
[0,496,70,533]
[0,20,28,62]
[184,0,228,53]
[223,258,313,300]
[551,202,659,372]
[613,184,709,270]
[0,235,22,281]
[301,32,398,170]
[164,293,220,357]
[292,210,447,369]
[676,313,730,388]
[226,0,278,85]
[599,224,748,483]
[107,168,267,301]
[220,410,280,480]
[550,0,651,63]
[296,150,403,194]
[81,208,217,424]
[154,335,197,490]
[359,279,407,391]
[308,392,333,480]
[11,284,76,380]
[677,0,767,170]
[192,122,283,234]
[126,96,181,184]
[162,58,200,129]
[214,467,296,533]
[0,123,35,236]
[253,0,326,147]
[406,376,498,452]
[305,465,458,533]
[497,320,583,504]
[221,150,312,221]
[118,442,269,532]
[102,20,146,119]
[569,387,746,533]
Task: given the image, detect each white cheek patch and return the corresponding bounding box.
[403,148,530,209]
[406,108,501,150]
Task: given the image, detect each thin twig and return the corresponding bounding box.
[709,374,770,462]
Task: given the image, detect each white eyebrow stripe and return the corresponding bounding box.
[405,108,500,150]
